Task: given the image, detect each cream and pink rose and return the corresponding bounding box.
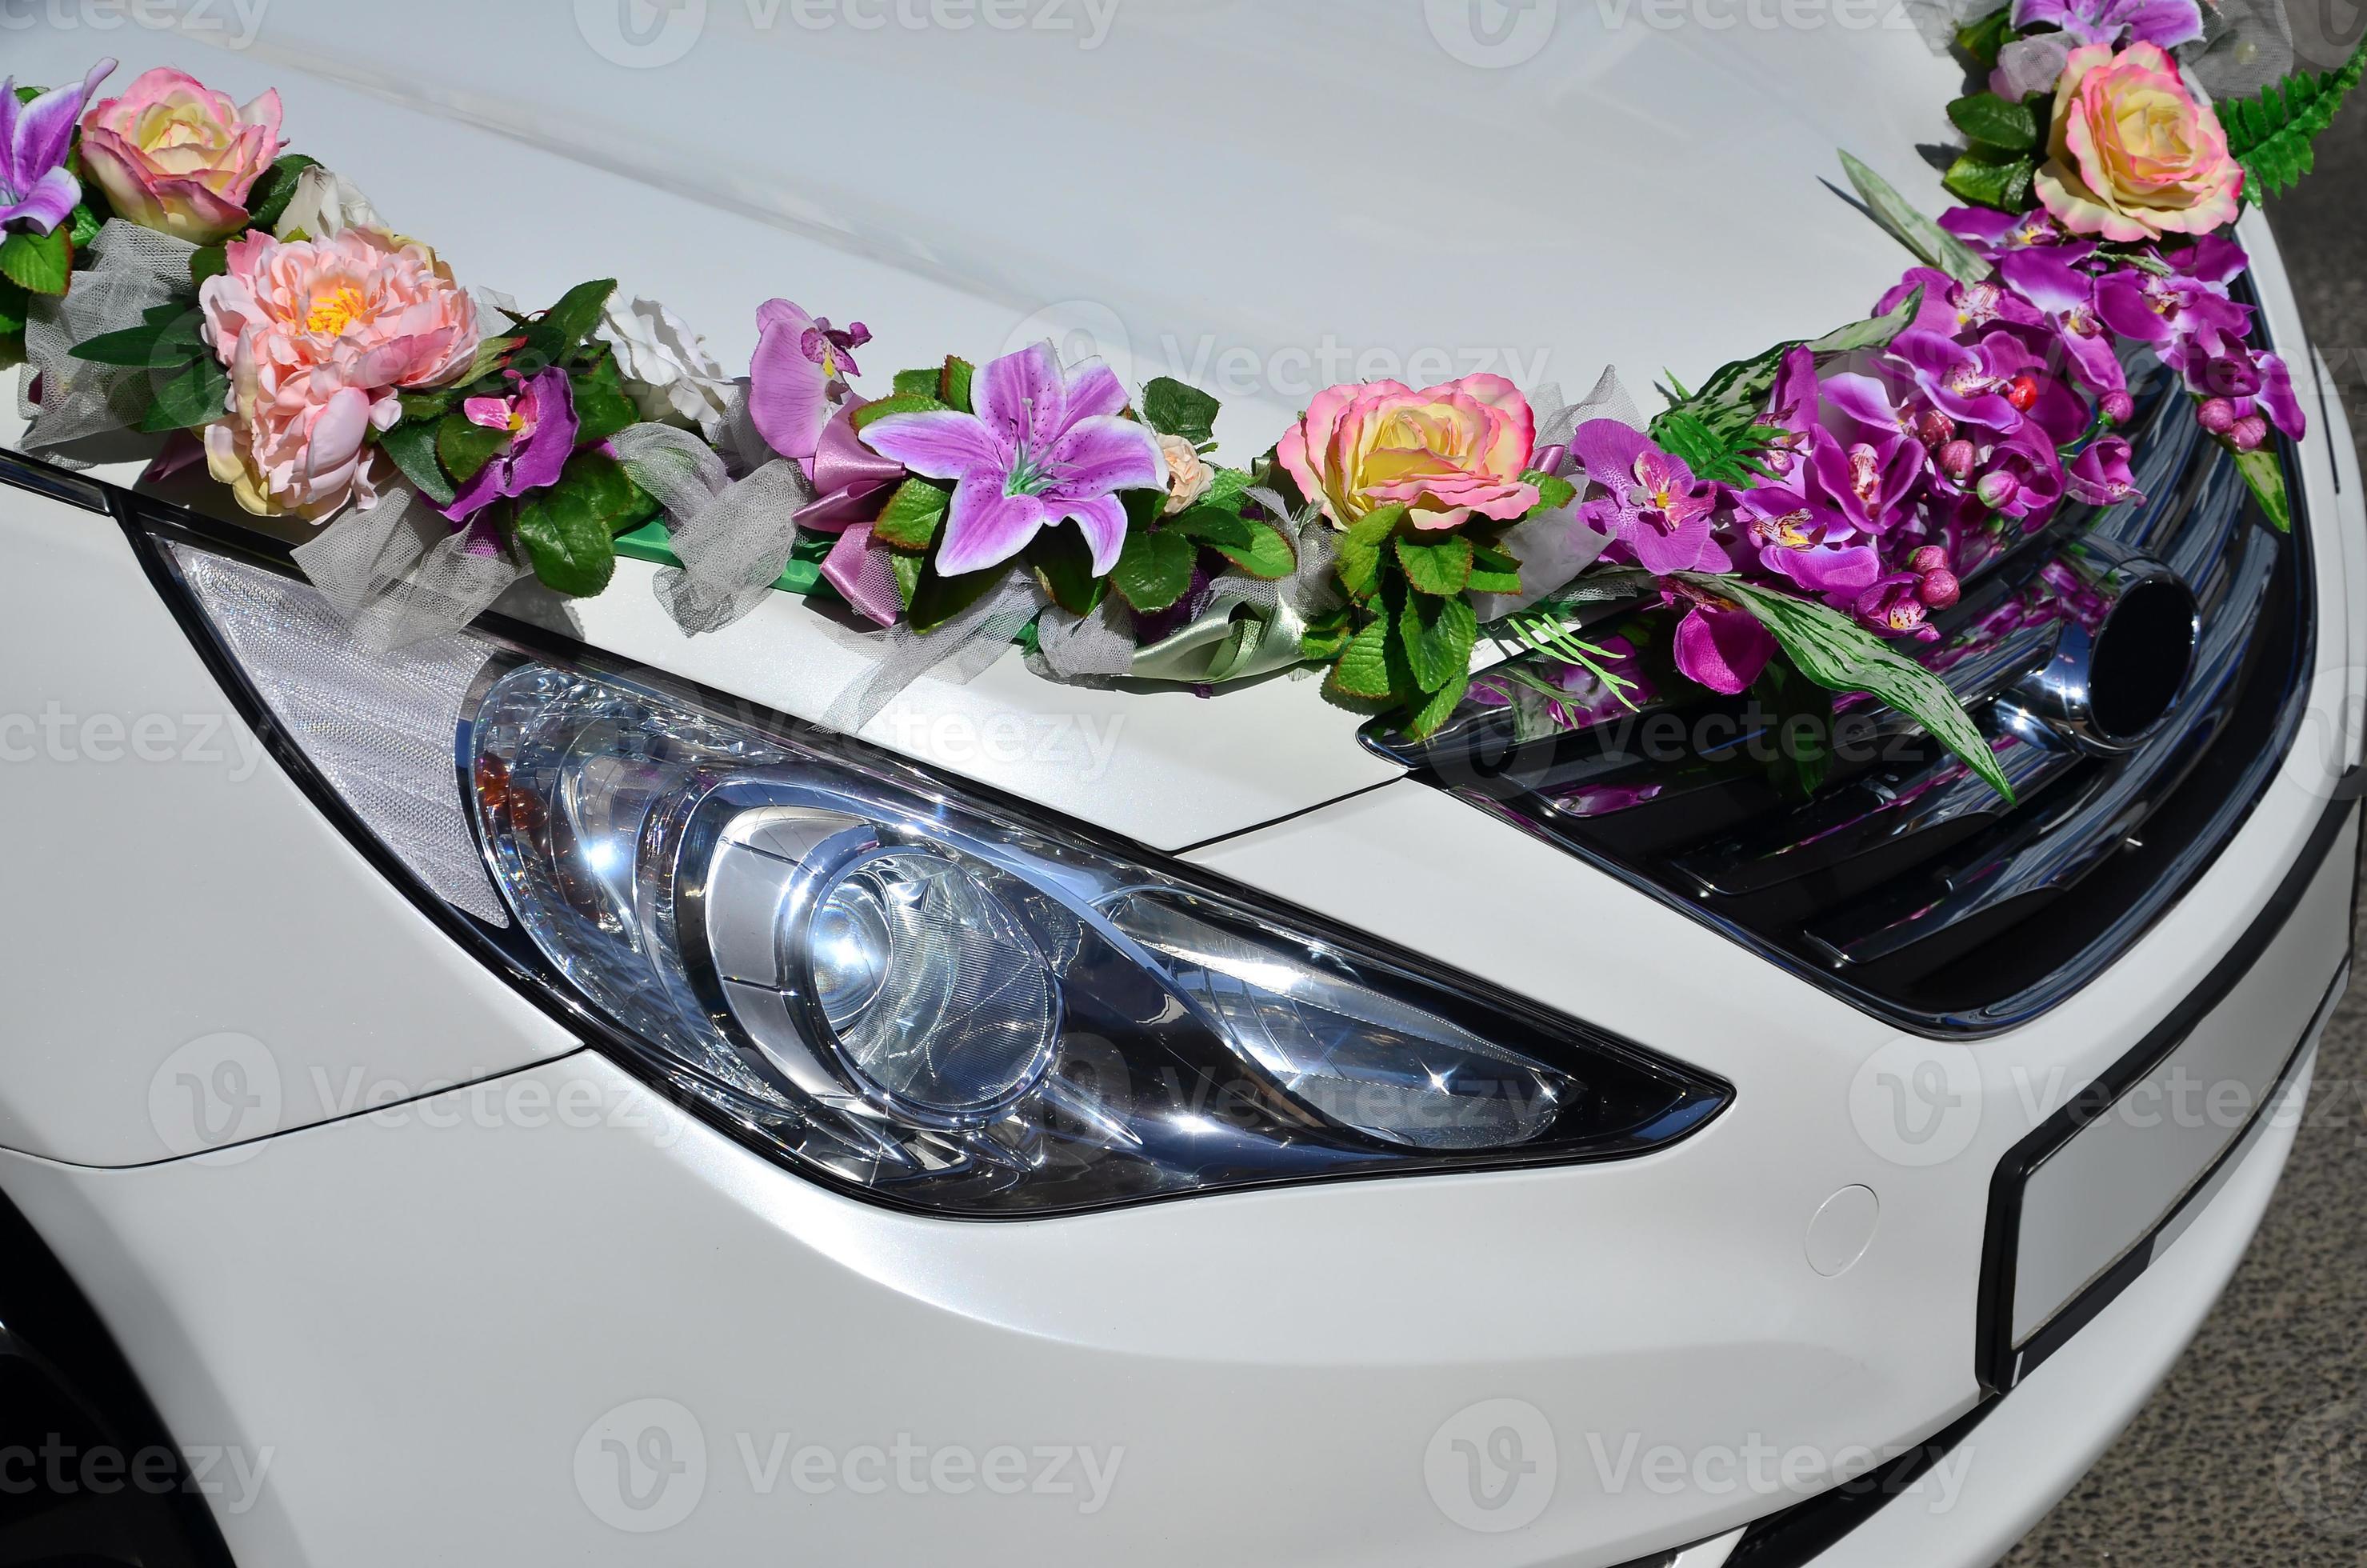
[78,67,283,245]
[1277,374,1538,531]
[2035,42,2242,244]
[199,228,479,519]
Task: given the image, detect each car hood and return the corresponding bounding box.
[3,6,1968,850]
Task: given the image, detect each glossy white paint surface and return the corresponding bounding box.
[0,8,2358,1565]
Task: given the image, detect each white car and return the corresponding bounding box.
[0,6,2357,1566]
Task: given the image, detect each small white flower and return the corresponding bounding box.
[1158,431,1214,516]
[596,294,734,442]
[271,165,382,241]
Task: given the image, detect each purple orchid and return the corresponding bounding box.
[2094,244,2253,351]
[2066,436,2145,507]
[749,299,871,463]
[2009,0,2205,47]
[1663,582,1777,694]
[1805,426,1926,536]
[1940,208,2073,260]
[1754,346,1821,483]
[1877,266,2044,340]
[1994,246,2127,400]
[1969,423,2069,525]
[439,367,578,522]
[859,341,1162,578]
[1737,487,1883,601]
[1887,329,2025,433]
[1571,420,1732,576]
[1856,573,1942,641]
[0,58,114,234]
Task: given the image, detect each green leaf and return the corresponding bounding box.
[1947,91,2040,152]
[437,410,512,485]
[67,203,101,250]
[1142,377,1220,444]
[1207,519,1295,579]
[941,356,974,413]
[1395,533,1473,597]
[514,278,616,371]
[512,449,646,597]
[1838,150,1993,284]
[1109,527,1196,613]
[1298,606,1355,663]
[1525,470,1577,513]
[1468,541,1524,596]
[190,243,229,288]
[242,154,321,234]
[70,302,196,366]
[850,393,952,433]
[1943,146,2038,213]
[891,367,942,399]
[1335,504,1406,602]
[135,354,230,432]
[1326,617,1400,701]
[1397,589,1477,694]
[1649,406,1785,487]
[2217,41,2367,200]
[0,227,72,295]
[1165,504,1257,547]
[568,350,639,445]
[1405,662,1473,740]
[1682,573,2014,803]
[0,280,26,338]
[906,562,1009,634]
[1954,7,2014,67]
[890,546,926,610]
[2233,445,2291,533]
[377,419,456,506]
[1756,659,1836,800]
[1028,523,1105,615]
[872,476,953,550]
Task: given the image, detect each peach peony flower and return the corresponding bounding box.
[78,67,282,244]
[1277,374,1538,531]
[2035,42,2242,244]
[199,229,480,519]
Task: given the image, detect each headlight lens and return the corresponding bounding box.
[163,533,1730,1216]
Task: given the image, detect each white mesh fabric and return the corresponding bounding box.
[170,544,509,924]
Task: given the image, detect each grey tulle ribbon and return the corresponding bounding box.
[16,219,199,462]
[1469,366,1630,624]
[609,418,817,634]
[290,484,530,653]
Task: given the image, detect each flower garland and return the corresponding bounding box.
[3,10,2360,801]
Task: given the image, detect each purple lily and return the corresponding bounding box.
[749,299,870,463]
[1570,420,1732,576]
[859,341,1162,578]
[1663,581,1777,694]
[2066,436,2145,507]
[439,367,578,522]
[0,58,114,234]
[2009,0,2205,47]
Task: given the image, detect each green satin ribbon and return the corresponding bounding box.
[1126,590,1318,686]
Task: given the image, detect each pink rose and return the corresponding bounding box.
[78,67,283,244]
[199,229,479,519]
[1277,374,1538,531]
[2035,42,2242,243]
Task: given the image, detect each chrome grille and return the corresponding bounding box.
[1369,354,2315,1035]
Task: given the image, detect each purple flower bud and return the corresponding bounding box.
[1938,439,1977,482]
[1909,545,1949,574]
[2197,397,2237,434]
[2230,414,2270,452]
[1917,570,1961,610]
[1916,410,1957,450]
[1977,470,2021,510]
[2100,390,2135,425]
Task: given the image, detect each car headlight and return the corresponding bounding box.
[150,522,1730,1216]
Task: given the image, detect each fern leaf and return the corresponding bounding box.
[2219,40,2366,201]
